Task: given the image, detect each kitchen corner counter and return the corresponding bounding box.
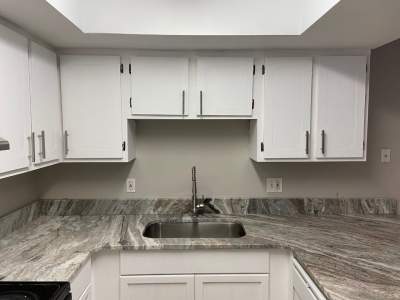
[0,213,399,300]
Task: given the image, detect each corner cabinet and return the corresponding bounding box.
[29,42,62,166]
[251,55,369,162]
[0,23,31,177]
[60,55,134,162]
[197,57,254,117]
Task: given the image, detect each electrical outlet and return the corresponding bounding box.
[266,178,283,193]
[127,178,136,193]
[381,149,391,163]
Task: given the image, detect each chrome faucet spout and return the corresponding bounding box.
[192,166,198,214]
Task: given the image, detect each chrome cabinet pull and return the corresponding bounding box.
[41,130,46,159]
[305,131,310,155]
[321,130,326,155]
[38,130,46,159]
[200,90,203,115]
[182,90,185,115]
[64,130,69,156]
[31,132,36,163]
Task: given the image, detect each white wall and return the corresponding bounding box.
[0,172,40,216]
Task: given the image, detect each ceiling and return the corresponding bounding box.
[0,0,399,49]
[45,0,340,36]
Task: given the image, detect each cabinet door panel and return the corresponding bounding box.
[264,57,312,159]
[120,275,194,300]
[195,274,268,300]
[29,42,61,165]
[0,24,30,175]
[314,56,367,159]
[60,55,123,159]
[197,57,254,116]
[131,56,189,116]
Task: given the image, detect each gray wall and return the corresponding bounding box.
[38,40,400,201]
[0,172,40,217]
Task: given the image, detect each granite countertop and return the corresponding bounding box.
[0,213,399,300]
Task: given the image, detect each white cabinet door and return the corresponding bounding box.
[0,23,31,176]
[264,57,312,159]
[60,55,123,159]
[29,42,62,165]
[197,57,254,116]
[131,56,189,116]
[195,274,269,300]
[314,56,367,159]
[120,275,194,300]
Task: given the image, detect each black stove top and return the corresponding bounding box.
[0,282,71,300]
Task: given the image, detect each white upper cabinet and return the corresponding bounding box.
[197,57,254,117]
[29,42,62,166]
[313,56,367,159]
[60,55,123,160]
[131,56,189,116]
[263,57,313,159]
[0,24,31,176]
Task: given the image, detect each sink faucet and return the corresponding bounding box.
[192,166,204,215]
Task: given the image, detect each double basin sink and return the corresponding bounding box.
[143,221,246,239]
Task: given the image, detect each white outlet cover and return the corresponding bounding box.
[381,149,391,163]
[266,178,283,193]
[127,178,136,193]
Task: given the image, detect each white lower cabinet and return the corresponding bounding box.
[195,274,269,300]
[120,275,195,300]
[293,260,326,300]
[119,274,268,300]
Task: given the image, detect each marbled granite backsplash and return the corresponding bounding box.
[0,197,397,239]
[39,198,397,217]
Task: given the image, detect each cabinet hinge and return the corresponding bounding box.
[363,141,365,151]
[262,65,265,75]
[122,141,126,151]
[252,99,255,110]
[129,97,132,108]
[261,142,264,152]
[120,64,124,74]
[129,64,132,74]
[253,65,256,75]
[366,64,368,73]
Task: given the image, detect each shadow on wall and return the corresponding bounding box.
[36,118,387,200]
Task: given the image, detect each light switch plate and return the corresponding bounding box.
[381,149,391,163]
[127,178,136,193]
[266,178,283,193]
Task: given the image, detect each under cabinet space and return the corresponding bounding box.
[60,55,134,161]
[263,57,313,160]
[196,57,255,117]
[29,42,62,166]
[0,23,31,177]
[130,56,189,117]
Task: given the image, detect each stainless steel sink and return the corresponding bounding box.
[143,221,246,238]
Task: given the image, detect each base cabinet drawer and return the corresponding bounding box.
[120,275,195,300]
[195,274,269,300]
[120,274,269,300]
